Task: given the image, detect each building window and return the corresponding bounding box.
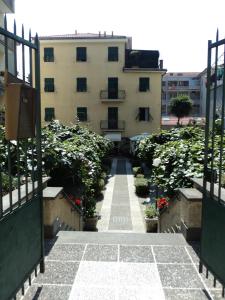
[45,108,55,121]
[138,107,150,121]
[77,107,87,121]
[76,47,87,62]
[108,47,118,61]
[77,78,87,92]
[44,78,54,92]
[139,77,150,92]
[44,47,54,62]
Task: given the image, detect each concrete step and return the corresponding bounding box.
[56,231,188,246]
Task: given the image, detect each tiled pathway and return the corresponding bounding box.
[22,232,223,300]
[97,158,145,232]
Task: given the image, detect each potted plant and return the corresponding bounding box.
[83,198,100,231]
[145,204,158,232]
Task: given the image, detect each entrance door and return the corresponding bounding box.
[108,77,118,99]
[108,107,118,129]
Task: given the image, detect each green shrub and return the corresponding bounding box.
[136,174,144,178]
[100,172,107,180]
[94,178,105,196]
[134,177,149,196]
[133,166,143,177]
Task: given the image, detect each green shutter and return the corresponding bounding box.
[77,47,87,61]
[77,107,87,121]
[44,48,54,62]
[77,78,87,92]
[44,78,54,92]
[45,108,55,121]
[108,47,118,61]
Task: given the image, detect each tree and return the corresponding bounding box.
[169,95,193,126]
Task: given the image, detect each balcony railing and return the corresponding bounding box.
[100,120,125,131]
[165,85,200,91]
[100,90,126,101]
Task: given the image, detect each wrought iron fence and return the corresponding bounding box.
[0,15,44,300]
[200,30,225,298]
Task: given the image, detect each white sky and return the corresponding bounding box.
[8,0,225,72]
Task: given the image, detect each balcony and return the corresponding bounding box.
[100,120,125,131]
[100,90,126,102]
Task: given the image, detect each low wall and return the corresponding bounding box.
[43,187,83,238]
[159,188,202,241]
[158,197,181,233]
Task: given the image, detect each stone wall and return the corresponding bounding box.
[43,187,83,238]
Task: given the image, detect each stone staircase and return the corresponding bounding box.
[19,231,224,300]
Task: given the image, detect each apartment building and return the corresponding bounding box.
[162,72,202,117]
[39,32,166,140]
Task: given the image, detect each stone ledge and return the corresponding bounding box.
[179,188,202,202]
[43,187,63,199]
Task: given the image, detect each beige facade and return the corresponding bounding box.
[39,33,166,138]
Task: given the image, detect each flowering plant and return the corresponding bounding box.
[156,197,169,210]
[67,195,82,206]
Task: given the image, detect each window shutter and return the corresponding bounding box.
[77,107,87,121]
[108,47,118,61]
[44,48,54,62]
[77,47,87,61]
[44,78,54,92]
[45,108,55,121]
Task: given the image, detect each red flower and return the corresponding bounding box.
[157,197,169,210]
[75,198,81,206]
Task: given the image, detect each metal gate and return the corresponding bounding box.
[0,16,44,299]
[200,30,225,296]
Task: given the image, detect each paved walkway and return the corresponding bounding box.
[97,158,145,232]
[22,232,223,300]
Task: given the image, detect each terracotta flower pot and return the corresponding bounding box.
[145,217,158,233]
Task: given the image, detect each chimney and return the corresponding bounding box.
[160,60,163,69]
[112,31,114,37]
[104,31,106,37]
[99,31,101,37]
[75,30,78,35]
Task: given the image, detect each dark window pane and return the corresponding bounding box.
[77,47,87,61]
[44,78,54,92]
[77,78,87,92]
[77,107,87,121]
[108,47,118,61]
[139,77,150,92]
[44,48,54,62]
[45,107,55,121]
[139,107,149,121]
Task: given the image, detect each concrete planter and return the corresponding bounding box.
[84,216,99,231]
[145,217,158,232]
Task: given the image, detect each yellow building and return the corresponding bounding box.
[39,33,166,140]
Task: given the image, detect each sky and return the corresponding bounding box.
[7,0,225,72]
